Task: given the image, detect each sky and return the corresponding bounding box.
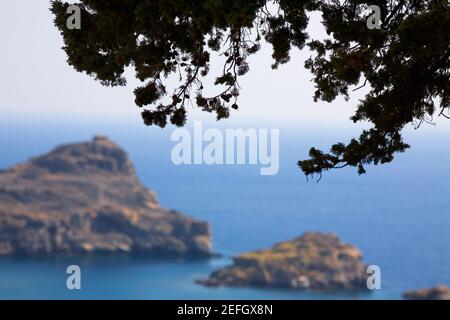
[0,0,363,127]
[0,1,448,135]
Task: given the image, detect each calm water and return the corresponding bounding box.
[0,118,449,300]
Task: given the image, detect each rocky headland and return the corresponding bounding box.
[0,136,211,257]
[197,232,368,291]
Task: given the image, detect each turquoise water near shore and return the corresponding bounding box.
[0,118,449,300]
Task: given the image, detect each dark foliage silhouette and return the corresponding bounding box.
[51,0,450,177]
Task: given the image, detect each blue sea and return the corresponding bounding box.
[0,117,449,300]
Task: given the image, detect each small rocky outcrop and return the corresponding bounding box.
[403,285,450,300]
[197,233,368,291]
[0,136,211,257]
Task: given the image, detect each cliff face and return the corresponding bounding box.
[0,136,211,257]
[198,233,368,291]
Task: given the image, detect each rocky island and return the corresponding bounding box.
[403,285,450,300]
[198,233,368,291]
[0,136,211,257]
